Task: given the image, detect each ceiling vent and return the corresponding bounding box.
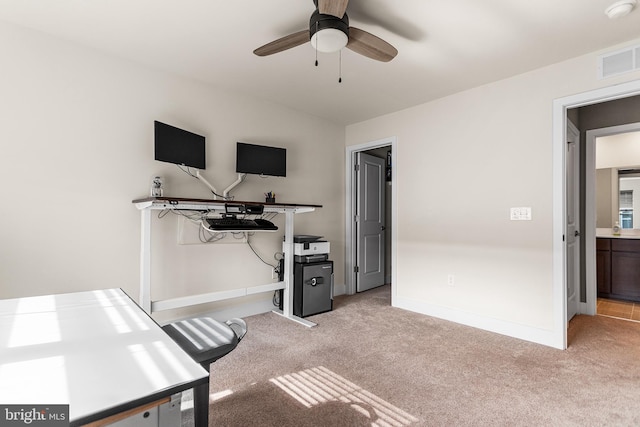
[598,44,640,79]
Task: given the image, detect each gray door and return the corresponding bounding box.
[356,152,386,292]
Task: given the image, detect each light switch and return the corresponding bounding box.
[510,207,532,221]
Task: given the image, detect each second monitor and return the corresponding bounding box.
[236,142,286,177]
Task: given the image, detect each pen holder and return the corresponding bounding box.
[265,197,275,203]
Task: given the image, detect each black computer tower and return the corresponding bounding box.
[278,259,333,317]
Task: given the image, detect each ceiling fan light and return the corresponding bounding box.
[605,0,637,19]
[310,28,348,53]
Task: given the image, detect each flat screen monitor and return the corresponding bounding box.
[154,121,206,169]
[236,142,286,177]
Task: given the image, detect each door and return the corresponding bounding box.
[355,152,386,292]
[566,120,580,322]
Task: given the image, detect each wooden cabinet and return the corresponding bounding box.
[597,237,640,302]
[596,238,611,294]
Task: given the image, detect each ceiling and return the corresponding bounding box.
[1,0,639,125]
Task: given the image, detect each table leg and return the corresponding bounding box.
[193,380,209,427]
[139,208,152,313]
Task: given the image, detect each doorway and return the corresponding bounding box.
[585,122,640,316]
[355,150,388,292]
[345,137,397,299]
[554,80,640,348]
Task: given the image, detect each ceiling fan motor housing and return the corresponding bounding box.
[309,10,349,52]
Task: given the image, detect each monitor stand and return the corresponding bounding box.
[195,169,219,199]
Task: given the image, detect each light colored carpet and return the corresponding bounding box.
[183,285,640,426]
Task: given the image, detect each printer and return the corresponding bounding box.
[280,235,333,317]
[283,235,330,263]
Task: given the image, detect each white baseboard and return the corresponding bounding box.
[333,282,346,296]
[394,296,564,349]
[157,285,565,348]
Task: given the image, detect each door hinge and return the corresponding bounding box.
[354,215,360,223]
[354,266,359,273]
[354,164,360,172]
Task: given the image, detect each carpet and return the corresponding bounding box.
[182,285,640,426]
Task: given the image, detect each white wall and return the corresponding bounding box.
[346,38,640,346]
[595,168,616,228]
[0,21,345,323]
[596,131,640,168]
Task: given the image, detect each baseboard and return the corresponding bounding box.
[579,301,595,316]
[394,296,564,349]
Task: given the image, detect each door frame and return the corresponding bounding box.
[355,151,387,292]
[345,137,397,299]
[553,79,640,349]
[585,121,640,316]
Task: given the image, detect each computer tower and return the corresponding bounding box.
[278,259,333,317]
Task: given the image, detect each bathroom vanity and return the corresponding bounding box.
[596,229,640,302]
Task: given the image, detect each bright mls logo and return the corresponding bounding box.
[1,405,69,426]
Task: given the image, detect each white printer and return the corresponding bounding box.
[283,235,330,263]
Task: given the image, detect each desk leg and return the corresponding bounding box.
[282,211,294,318]
[139,208,152,313]
[273,210,316,328]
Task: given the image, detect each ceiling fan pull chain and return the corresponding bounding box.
[315,21,319,66]
[339,50,342,83]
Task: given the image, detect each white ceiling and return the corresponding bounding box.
[1,0,639,125]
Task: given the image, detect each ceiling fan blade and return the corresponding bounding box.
[253,30,310,56]
[347,27,397,62]
[318,0,349,18]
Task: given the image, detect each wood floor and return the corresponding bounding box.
[597,297,640,322]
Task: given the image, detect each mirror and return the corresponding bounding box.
[595,131,640,229]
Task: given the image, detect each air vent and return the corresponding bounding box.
[598,44,640,79]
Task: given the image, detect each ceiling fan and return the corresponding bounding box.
[253,0,398,62]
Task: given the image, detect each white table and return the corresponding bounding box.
[0,288,209,426]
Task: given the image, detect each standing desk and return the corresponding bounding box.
[0,288,208,426]
[132,197,322,327]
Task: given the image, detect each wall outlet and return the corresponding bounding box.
[447,274,455,286]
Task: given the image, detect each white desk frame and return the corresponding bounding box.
[133,197,320,328]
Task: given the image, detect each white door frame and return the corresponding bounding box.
[553,79,640,349]
[345,137,397,300]
[355,151,387,292]
[584,121,640,316]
